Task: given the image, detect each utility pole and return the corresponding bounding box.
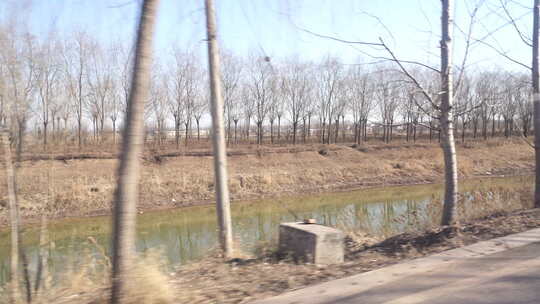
[204,0,234,258]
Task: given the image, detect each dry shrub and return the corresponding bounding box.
[458,186,532,220]
[126,252,175,304]
[0,248,174,304]
[461,141,477,149]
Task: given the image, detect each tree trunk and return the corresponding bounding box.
[440,0,459,226]
[429,120,433,142]
[175,118,180,149]
[78,112,82,150]
[307,114,311,141]
[491,114,496,137]
[2,129,21,303]
[257,121,262,145]
[354,122,359,144]
[292,121,297,145]
[196,119,201,141]
[302,117,307,143]
[363,119,368,141]
[16,119,25,163]
[327,120,332,144]
[270,120,274,144]
[482,118,488,140]
[342,115,346,142]
[205,0,234,257]
[110,1,158,303]
[277,116,281,144]
[462,120,466,143]
[43,121,48,151]
[112,119,117,145]
[185,122,189,146]
[321,121,326,144]
[246,116,251,143]
[389,120,393,142]
[533,0,540,207]
[234,120,238,145]
[406,120,410,142]
[334,118,339,143]
[227,119,231,144]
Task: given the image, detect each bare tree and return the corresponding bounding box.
[193,92,208,142]
[221,50,242,144]
[316,56,342,144]
[480,0,539,206]
[36,34,61,150]
[377,0,460,224]
[283,58,311,145]
[347,65,374,144]
[242,86,255,143]
[375,69,400,143]
[205,0,234,257]
[249,55,273,145]
[169,49,199,147]
[63,31,89,150]
[110,0,159,302]
[439,0,459,225]
[87,41,114,143]
[150,64,169,146]
[1,30,37,160]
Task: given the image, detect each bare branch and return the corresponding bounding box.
[299,28,383,47]
[473,37,532,70]
[454,1,483,95]
[378,37,440,111]
[411,94,440,120]
[499,0,533,47]
[416,122,440,131]
[455,103,483,117]
[512,120,536,149]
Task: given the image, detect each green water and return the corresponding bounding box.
[0,175,532,285]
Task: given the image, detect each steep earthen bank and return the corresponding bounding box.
[0,139,533,224]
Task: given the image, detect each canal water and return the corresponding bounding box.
[0,175,532,285]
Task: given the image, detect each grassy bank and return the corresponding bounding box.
[3,183,535,303]
[0,139,533,225]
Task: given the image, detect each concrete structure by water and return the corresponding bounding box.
[279,222,344,265]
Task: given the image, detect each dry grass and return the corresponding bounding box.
[165,185,537,304]
[0,139,533,225]
[0,249,175,304]
[0,182,534,304]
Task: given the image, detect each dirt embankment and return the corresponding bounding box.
[0,139,534,224]
[167,207,540,303]
[45,204,540,303]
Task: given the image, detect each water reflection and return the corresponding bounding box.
[0,175,531,285]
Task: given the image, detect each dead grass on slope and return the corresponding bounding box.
[0,140,533,225]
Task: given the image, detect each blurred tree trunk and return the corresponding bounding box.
[110,0,159,303]
[2,129,21,303]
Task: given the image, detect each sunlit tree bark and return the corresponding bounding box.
[110,0,159,302]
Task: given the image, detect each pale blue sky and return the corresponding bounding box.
[1,0,534,72]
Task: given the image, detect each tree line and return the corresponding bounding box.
[3,0,540,303]
[0,27,534,152]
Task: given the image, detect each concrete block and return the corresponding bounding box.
[279,222,344,265]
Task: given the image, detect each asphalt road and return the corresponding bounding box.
[254,229,540,304]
